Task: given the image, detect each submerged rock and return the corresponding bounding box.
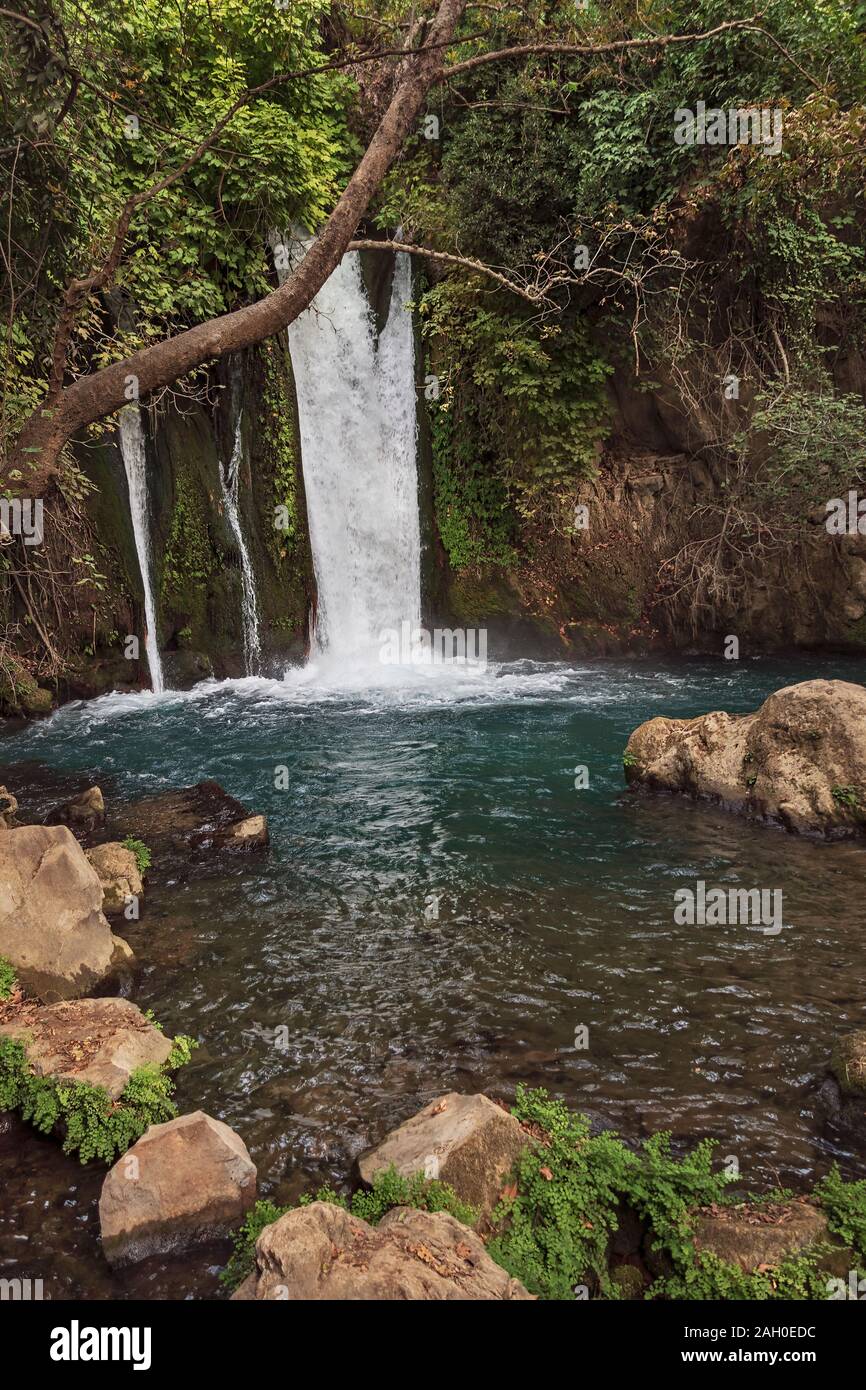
[624,679,866,836]
[118,779,268,854]
[45,785,106,835]
[99,1110,257,1266]
[830,1029,866,1097]
[0,997,172,1098]
[85,842,143,914]
[692,1199,845,1275]
[233,1201,532,1301]
[0,786,19,829]
[0,825,133,1000]
[357,1092,528,1217]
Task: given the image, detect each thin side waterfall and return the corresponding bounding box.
[118,406,164,693]
[220,404,262,675]
[284,240,421,671]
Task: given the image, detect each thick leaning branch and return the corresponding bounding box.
[9,0,469,489]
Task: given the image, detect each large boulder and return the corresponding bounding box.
[85,843,143,914]
[45,785,105,835]
[118,780,268,854]
[0,825,134,1000]
[99,1110,257,1266]
[233,1201,532,1301]
[624,679,866,836]
[692,1199,845,1274]
[0,997,172,1098]
[358,1093,528,1217]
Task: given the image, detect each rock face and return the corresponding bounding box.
[624,679,866,836]
[118,780,268,854]
[0,998,172,1098]
[692,1200,840,1273]
[358,1093,528,1216]
[830,1029,866,1096]
[85,843,143,913]
[99,1111,257,1266]
[45,785,106,835]
[0,787,19,829]
[0,825,134,1000]
[233,1201,532,1301]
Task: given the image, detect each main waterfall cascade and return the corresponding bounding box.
[220,403,263,676]
[118,406,165,694]
[283,238,422,672]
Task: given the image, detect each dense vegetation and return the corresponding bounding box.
[1,0,865,695]
[0,1030,197,1163]
[223,1085,866,1300]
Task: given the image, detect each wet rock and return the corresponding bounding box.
[45,784,106,835]
[816,1071,866,1147]
[692,1199,844,1274]
[0,786,19,829]
[358,1092,528,1217]
[233,1201,532,1301]
[99,1110,257,1266]
[610,1262,648,1299]
[85,842,143,914]
[830,1030,866,1096]
[118,779,268,855]
[18,684,53,717]
[0,825,134,1000]
[625,679,866,836]
[220,814,268,849]
[0,997,171,1098]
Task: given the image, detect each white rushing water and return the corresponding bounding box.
[118,406,164,693]
[220,405,262,675]
[284,238,421,673]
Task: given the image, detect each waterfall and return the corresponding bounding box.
[220,403,262,675]
[118,406,164,693]
[284,239,421,670]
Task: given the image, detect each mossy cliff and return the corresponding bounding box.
[63,338,314,695]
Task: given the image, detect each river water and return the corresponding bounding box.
[1,654,865,1297]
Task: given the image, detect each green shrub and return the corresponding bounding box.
[0,955,17,1001]
[120,836,152,874]
[220,1166,477,1291]
[0,1032,197,1164]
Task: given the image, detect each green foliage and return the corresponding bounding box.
[261,343,301,567]
[816,1166,866,1262]
[220,1198,290,1291]
[0,1031,197,1164]
[732,386,866,513]
[655,1245,835,1301]
[220,1166,477,1291]
[831,785,862,810]
[121,836,152,874]
[162,472,215,611]
[487,1085,732,1300]
[0,956,17,1001]
[485,1086,866,1301]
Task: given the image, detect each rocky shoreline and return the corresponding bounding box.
[0,677,864,1299]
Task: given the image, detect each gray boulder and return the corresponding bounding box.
[0,825,133,1000]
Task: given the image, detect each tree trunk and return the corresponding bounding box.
[10,0,467,491]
